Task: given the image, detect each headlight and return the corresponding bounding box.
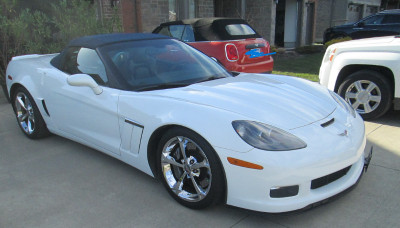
[323,47,336,62]
[329,90,356,118]
[232,120,307,151]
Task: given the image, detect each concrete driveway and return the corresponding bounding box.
[1,89,399,228]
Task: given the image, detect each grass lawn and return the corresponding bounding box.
[272,52,324,82]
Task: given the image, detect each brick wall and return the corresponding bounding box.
[114,0,215,33]
[215,0,275,44]
[198,0,214,18]
[140,0,169,32]
[314,0,331,42]
[100,0,121,19]
[245,0,275,44]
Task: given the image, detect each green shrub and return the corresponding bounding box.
[324,36,352,47]
[52,0,122,48]
[0,0,122,87]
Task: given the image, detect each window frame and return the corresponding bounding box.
[59,46,109,86]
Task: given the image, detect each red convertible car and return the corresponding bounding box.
[153,18,274,73]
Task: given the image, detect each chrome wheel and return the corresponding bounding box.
[160,136,212,202]
[345,80,381,114]
[14,92,35,134]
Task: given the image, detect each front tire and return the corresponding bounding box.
[13,87,49,139]
[338,70,392,120]
[156,127,225,209]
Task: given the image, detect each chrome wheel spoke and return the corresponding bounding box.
[191,160,210,169]
[364,103,373,113]
[352,101,361,109]
[345,92,357,99]
[161,154,184,168]
[17,96,27,110]
[366,83,377,93]
[177,136,188,160]
[189,173,206,200]
[18,113,29,122]
[370,95,381,102]
[172,171,187,193]
[27,117,34,134]
[353,81,363,92]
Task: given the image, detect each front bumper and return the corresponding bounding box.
[217,110,368,213]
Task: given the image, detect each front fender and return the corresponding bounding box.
[118,93,254,154]
[327,51,400,93]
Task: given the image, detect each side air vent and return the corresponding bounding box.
[41,100,50,117]
[321,118,334,128]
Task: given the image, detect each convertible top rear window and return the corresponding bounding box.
[225,24,256,36]
[154,18,261,41]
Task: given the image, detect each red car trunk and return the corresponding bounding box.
[153,18,274,73]
[190,38,273,73]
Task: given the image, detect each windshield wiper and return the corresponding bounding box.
[135,83,190,92]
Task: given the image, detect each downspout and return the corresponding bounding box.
[330,0,335,27]
[99,0,104,24]
[295,0,303,47]
[135,0,143,32]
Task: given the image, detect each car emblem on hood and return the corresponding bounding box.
[339,130,348,137]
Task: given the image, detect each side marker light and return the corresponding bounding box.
[227,157,263,170]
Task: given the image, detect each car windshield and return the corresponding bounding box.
[100,38,231,91]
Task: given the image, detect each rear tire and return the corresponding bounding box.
[338,70,392,120]
[12,87,49,139]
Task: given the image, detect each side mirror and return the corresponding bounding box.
[67,74,103,95]
[357,22,365,27]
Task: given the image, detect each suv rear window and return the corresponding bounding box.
[225,24,256,36]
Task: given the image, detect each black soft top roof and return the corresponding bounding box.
[51,33,171,72]
[67,33,170,49]
[155,17,261,41]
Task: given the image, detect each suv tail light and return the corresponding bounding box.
[225,44,239,61]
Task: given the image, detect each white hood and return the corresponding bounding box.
[149,74,336,129]
[332,36,400,51]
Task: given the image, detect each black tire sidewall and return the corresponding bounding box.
[156,127,225,209]
[338,70,392,120]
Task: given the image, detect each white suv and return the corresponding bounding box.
[319,36,400,119]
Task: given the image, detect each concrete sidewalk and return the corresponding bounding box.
[0,88,399,228]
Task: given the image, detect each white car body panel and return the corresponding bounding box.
[6,49,368,213]
[319,36,400,99]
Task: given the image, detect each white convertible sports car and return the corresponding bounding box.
[6,33,371,213]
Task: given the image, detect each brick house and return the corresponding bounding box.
[315,0,381,43]
[97,0,383,47]
[97,0,214,33]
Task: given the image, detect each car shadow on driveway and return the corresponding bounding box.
[369,110,400,128]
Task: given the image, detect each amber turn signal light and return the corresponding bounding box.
[227,157,263,170]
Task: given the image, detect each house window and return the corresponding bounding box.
[169,0,198,21]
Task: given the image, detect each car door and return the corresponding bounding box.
[379,14,400,36]
[351,14,385,39]
[43,47,121,155]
